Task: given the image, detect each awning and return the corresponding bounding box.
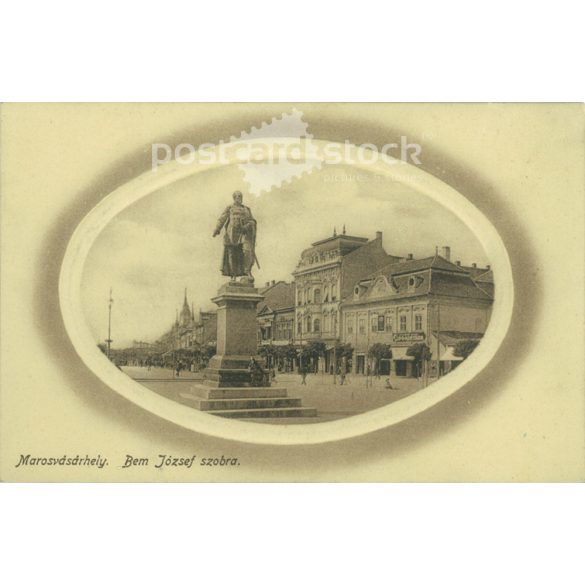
[440,347,463,361]
[390,347,414,361]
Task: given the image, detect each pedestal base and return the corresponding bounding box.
[179,385,317,419]
[203,355,261,387]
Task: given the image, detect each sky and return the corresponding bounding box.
[82,163,490,347]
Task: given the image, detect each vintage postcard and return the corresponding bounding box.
[0,103,583,481]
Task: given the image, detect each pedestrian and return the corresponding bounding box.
[385,378,394,390]
[300,363,307,385]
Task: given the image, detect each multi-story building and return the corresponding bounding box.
[341,249,493,377]
[292,228,401,371]
[257,280,295,346]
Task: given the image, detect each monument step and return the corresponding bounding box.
[180,396,303,411]
[207,406,318,419]
[180,387,289,400]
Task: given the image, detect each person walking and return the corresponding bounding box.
[300,363,308,385]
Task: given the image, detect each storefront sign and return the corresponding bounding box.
[393,332,425,343]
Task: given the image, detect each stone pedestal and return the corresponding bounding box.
[203,281,265,388]
[197,280,317,418]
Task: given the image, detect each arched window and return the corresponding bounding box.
[306,315,312,332]
[313,318,320,333]
[331,283,337,301]
[314,288,321,304]
[297,317,302,334]
[324,286,329,302]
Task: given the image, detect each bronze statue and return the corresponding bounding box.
[213,191,258,281]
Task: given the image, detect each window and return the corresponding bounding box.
[313,318,320,333]
[323,313,330,332]
[306,315,312,332]
[347,317,354,334]
[314,289,321,304]
[359,318,366,335]
[400,315,407,331]
[371,316,378,332]
[297,291,303,306]
[332,313,337,334]
[378,315,385,332]
[331,283,337,301]
[324,286,329,302]
[385,315,393,331]
[297,319,302,335]
[415,314,423,331]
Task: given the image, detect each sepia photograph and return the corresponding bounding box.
[81,158,495,425]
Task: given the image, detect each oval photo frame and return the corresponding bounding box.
[59,139,514,445]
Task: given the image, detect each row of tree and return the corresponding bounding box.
[258,338,480,375]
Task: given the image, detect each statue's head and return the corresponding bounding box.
[232,191,243,204]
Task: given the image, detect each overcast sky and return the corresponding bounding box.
[82,163,490,347]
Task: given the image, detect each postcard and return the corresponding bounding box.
[1,103,583,481]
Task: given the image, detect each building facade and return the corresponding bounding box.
[341,253,493,376]
[291,229,401,371]
[257,280,295,346]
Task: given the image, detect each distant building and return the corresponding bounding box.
[156,290,216,354]
[341,252,493,376]
[292,228,401,371]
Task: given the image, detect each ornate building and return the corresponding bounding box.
[291,228,401,370]
[341,250,493,376]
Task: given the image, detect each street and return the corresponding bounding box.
[122,366,426,424]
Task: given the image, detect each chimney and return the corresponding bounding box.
[455,260,461,266]
[472,263,477,268]
[442,246,451,261]
[486,264,491,270]
[271,280,275,286]
[407,253,413,260]
[265,281,270,287]
[375,231,382,241]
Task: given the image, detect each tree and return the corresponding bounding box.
[453,339,480,360]
[406,342,432,378]
[300,341,326,372]
[276,344,298,371]
[335,342,354,360]
[368,343,392,375]
[258,344,278,368]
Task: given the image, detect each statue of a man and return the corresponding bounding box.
[213,191,257,281]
